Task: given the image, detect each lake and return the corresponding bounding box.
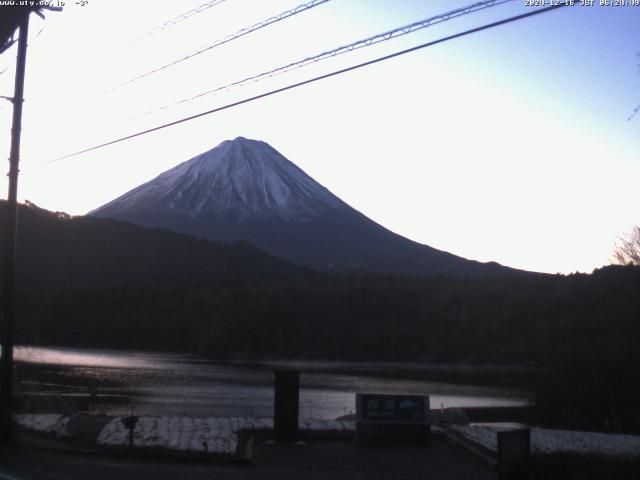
[14,346,529,420]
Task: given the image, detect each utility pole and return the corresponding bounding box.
[0,11,30,445]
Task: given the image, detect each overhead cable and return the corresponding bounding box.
[110,0,331,92]
[138,0,516,117]
[131,0,228,44]
[50,3,572,163]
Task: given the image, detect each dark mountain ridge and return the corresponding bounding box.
[0,200,310,289]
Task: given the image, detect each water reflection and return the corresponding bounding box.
[15,346,529,420]
[15,346,186,370]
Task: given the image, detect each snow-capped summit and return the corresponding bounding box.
[94,137,345,223]
[91,137,518,278]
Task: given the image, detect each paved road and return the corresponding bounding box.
[0,436,496,480]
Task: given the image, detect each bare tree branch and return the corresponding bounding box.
[612,226,640,266]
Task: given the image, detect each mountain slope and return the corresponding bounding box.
[91,137,518,278]
[0,201,309,289]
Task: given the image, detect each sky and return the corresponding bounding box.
[0,0,639,274]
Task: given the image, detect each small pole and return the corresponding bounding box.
[0,11,30,445]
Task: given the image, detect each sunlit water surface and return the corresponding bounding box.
[15,346,528,420]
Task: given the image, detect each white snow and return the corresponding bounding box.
[452,425,640,460]
[97,416,267,454]
[15,411,353,455]
[299,418,355,432]
[15,413,69,437]
[97,415,355,454]
[20,412,638,460]
[91,137,347,223]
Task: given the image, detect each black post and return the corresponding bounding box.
[0,12,30,445]
[273,370,299,443]
[497,429,531,480]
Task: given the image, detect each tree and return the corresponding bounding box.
[612,225,640,266]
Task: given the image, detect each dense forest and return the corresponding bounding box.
[3,202,640,432]
[14,266,640,433]
[14,267,637,364]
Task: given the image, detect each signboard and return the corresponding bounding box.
[355,393,431,445]
[359,394,427,422]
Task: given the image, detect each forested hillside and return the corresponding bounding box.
[4,201,639,432]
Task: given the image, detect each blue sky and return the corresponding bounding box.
[0,0,639,274]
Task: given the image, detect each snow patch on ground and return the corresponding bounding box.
[15,413,69,437]
[299,418,355,432]
[97,416,355,455]
[16,413,356,455]
[97,416,271,454]
[452,425,640,460]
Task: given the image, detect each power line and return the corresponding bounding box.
[110,0,331,92]
[27,23,46,47]
[135,0,516,119]
[50,2,572,164]
[138,0,228,39]
[0,25,44,87]
[0,46,16,82]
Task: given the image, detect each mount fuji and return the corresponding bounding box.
[90,137,514,277]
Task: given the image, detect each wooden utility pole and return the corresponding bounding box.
[0,11,30,445]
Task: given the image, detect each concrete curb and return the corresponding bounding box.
[442,427,498,469]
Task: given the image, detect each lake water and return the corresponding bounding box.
[14,346,528,420]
